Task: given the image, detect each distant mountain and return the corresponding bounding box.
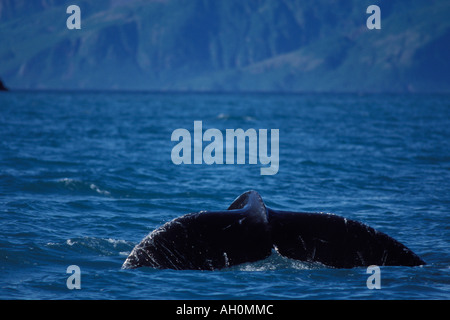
[0,0,449,92]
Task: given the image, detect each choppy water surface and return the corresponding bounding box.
[0,92,449,299]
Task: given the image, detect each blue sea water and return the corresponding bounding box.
[0,91,449,300]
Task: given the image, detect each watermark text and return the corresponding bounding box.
[171,121,279,175]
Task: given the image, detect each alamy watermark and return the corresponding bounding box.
[366,265,381,289]
[66,265,81,289]
[170,121,279,175]
[66,4,380,31]
[66,5,81,30]
[366,5,381,30]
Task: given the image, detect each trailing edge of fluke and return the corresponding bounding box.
[122,191,425,270]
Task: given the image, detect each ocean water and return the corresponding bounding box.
[0,91,449,300]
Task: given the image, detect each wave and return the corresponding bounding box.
[46,236,134,257]
[13,177,113,197]
[216,113,255,121]
[232,250,326,272]
[58,178,111,196]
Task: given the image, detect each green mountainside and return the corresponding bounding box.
[0,0,449,92]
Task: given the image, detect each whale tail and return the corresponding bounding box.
[268,209,426,268]
[122,191,272,270]
[123,191,425,270]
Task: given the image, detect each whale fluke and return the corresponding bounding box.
[268,209,425,268]
[123,191,425,270]
[122,191,272,270]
